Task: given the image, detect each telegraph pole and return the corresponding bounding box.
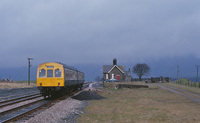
[177,65,179,80]
[27,58,33,85]
[196,65,199,82]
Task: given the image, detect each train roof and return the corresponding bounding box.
[38,62,83,73]
[55,62,84,73]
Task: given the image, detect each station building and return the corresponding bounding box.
[102,59,132,82]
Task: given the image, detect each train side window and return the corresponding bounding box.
[47,70,53,77]
[55,69,61,77]
[39,69,46,78]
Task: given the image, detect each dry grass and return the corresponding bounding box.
[0,81,36,89]
[78,82,200,123]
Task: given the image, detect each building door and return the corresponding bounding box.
[117,75,120,81]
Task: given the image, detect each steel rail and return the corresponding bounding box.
[0,92,40,104]
[0,100,50,123]
[0,90,38,100]
[0,98,44,115]
[0,94,42,108]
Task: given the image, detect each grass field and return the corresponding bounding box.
[0,81,36,89]
[78,82,200,123]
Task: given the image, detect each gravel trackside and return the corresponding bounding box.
[24,97,88,123]
[24,90,106,123]
[72,91,106,101]
[24,83,104,123]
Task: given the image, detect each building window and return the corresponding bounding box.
[106,74,108,80]
[112,74,114,79]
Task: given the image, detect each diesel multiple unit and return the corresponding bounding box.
[37,62,84,98]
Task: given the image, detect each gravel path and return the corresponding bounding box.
[155,84,200,104]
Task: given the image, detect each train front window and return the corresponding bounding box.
[55,69,61,77]
[47,66,54,68]
[47,70,53,77]
[39,69,46,78]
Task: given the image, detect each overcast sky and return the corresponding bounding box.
[1,0,200,69]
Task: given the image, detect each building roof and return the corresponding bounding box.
[108,65,125,74]
[103,65,125,73]
[102,65,113,73]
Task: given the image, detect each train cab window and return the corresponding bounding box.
[55,69,61,77]
[39,69,46,78]
[47,66,54,68]
[47,70,53,77]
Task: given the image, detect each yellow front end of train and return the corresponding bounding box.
[37,62,65,89]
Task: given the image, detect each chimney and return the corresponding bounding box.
[113,58,117,65]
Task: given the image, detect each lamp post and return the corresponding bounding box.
[27,58,33,85]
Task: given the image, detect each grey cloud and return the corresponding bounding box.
[1,0,200,67]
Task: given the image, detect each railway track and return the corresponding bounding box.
[0,87,38,99]
[0,93,41,108]
[0,99,47,123]
[0,85,89,123]
[0,91,44,123]
[0,90,39,101]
